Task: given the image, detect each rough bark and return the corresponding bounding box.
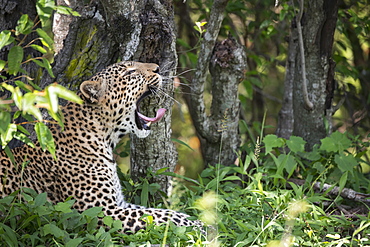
[206,38,247,166]
[277,0,338,149]
[129,0,177,192]
[1,0,178,192]
[188,0,228,143]
[276,17,298,139]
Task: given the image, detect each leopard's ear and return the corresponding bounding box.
[80,79,105,103]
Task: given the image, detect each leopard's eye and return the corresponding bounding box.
[124,69,136,76]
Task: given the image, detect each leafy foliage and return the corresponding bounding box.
[0,0,81,157]
[261,131,370,192]
[0,188,121,246]
[1,134,369,246]
[0,188,205,246]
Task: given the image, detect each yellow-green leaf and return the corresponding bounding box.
[1,123,17,147]
[0,31,15,50]
[15,14,33,35]
[36,28,54,49]
[52,84,83,104]
[30,44,47,54]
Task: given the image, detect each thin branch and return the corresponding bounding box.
[297,0,313,110]
[190,0,229,141]
[1,75,34,84]
[288,178,370,205]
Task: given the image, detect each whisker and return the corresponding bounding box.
[173,90,198,97]
[152,87,182,106]
[174,68,197,77]
[161,77,194,90]
[160,61,176,75]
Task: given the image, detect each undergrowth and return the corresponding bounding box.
[1,131,370,246]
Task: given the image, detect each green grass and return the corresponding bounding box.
[1,132,370,246]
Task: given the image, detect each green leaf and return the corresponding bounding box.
[155,167,169,175]
[19,215,38,230]
[141,180,149,207]
[353,221,370,237]
[13,131,35,148]
[35,122,56,159]
[26,105,43,121]
[334,153,358,173]
[0,223,18,245]
[0,60,6,71]
[16,125,30,135]
[55,202,73,213]
[49,84,83,104]
[0,30,15,50]
[263,134,285,153]
[55,5,81,16]
[12,87,23,110]
[65,238,84,247]
[15,80,32,92]
[34,192,48,207]
[15,14,33,35]
[284,154,297,178]
[36,0,55,28]
[32,58,45,68]
[42,57,54,78]
[319,131,351,153]
[22,93,43,120]
[223,175,242,181]
[338,171,348,193]
[8,46,24,75]
[103,216,113,228]
[82,207,103,217]
[286,136,306,153]
[42,223,64,238]
[171,138,194,151]
[36,28,54,49]
[1,123,17,147]
[0,111,11,134]
[30,44,47,54]
[46,84,59,113]
[112,219,122,230]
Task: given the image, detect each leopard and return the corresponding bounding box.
[0,61,203,233]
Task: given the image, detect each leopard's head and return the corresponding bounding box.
[80,61,166,140]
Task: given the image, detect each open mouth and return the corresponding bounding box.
[135,90,166,130]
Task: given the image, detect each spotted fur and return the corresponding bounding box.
[0,61,202,233]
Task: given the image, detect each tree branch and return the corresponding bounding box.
[189,0,229,142]
[288,178,370,205]
[297,0,314,110]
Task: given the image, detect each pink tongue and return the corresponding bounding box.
[137,108,166,123]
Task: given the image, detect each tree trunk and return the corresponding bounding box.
[276,17,298,139]
[277,0,338,149]
[185,0,247,167]
[1,0,178,192]
[128,0,177,192]
[205,38,247,166]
